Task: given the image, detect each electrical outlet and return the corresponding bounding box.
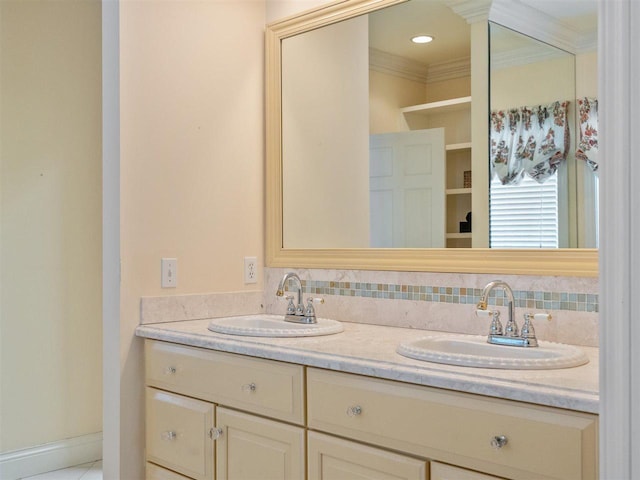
[244,256,258,284]
[161,258,177,288]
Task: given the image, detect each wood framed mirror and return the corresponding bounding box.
[265,0,598,276]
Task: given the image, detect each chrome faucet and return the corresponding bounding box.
[477,280,541,347]
[478,280,517,336]
[276,272,304,313]
[276,272,323,324]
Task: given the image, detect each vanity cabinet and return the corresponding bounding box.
[401,96,472,248]
[307,368,596,480]
[143,340,597,480]
[144,340,305,480]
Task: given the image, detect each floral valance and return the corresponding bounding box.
[490,101,570,185]
[576,97,599,173]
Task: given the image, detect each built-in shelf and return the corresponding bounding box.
[446,188,472,195]
[446,233,472,239]
[400,96,472,116]
[446,142,472,151]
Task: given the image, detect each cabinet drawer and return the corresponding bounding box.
[308,431,427,480]
[431,462,504,480]
[307,368,597,480]
[146,388,214,480]
[145,340,305,424]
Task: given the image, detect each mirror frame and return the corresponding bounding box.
[265,0,598,277]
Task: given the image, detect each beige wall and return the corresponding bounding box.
[425,77,471,103]
[282,15,370,248]
[0,0,102,453]
[470,21,490,247]
[117,0,265,476]
[369,70,427,134]
[576,50,598,99]
[490,56,575,109]
[266,0,328,23]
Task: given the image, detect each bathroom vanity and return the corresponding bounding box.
[136,320,598,480]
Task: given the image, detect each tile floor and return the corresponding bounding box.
[21,461,102,480]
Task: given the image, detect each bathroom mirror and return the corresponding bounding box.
[266,0,598,276]
[488,21,598,249]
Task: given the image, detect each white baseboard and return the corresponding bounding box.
[0,432,102,480]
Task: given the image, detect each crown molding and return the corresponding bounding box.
[369,48,428,83]
[427,56,471,83]
[369,49,470,84]
[574,29,597,54]
[444,0,492,23]
[489,0,596,54]
[491,44,567,70]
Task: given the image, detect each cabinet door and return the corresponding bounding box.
[308,431,427,480]
[146,462,194,480]
[146,387,214,480]
[431,462,504,480]
[216,407,305,480]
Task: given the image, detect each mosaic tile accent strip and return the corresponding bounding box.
[287,279,599,313]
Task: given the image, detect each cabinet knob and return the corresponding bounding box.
[346,405,362,417]
[242,382,257,393]
[209,427,224,440]
[490,435,508,449]
[161,431,177,441]
[164,366,177,375]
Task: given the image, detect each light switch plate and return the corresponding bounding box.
[161,258,177,288]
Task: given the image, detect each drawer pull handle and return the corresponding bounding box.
[161,431,177,441]
[209,427,224,440]
[346,405,362,417]
[242,383,257,393]
[490,435,508,449]
[164,366,177,375]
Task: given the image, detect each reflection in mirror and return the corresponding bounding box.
[280,0,597,251]
[489,21,598,248]
[489,23,575,248]
[282,14,371,248]
[281,0,471,249]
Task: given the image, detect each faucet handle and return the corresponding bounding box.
[281,294,296,315]
[477,309,503,336]
[521,313,552,339]
[304,297,324,317]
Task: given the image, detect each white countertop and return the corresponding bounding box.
[135,319,599,414]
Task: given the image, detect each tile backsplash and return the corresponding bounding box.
[139,267,599,348]
[301,279,598,313]
[264,268,599,347]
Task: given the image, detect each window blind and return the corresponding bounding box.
[489,172,559,248]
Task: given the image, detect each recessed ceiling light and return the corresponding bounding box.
[411,35,434,44]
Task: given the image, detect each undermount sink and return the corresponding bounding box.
[207,314,343,338]
[397,335,589,370]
